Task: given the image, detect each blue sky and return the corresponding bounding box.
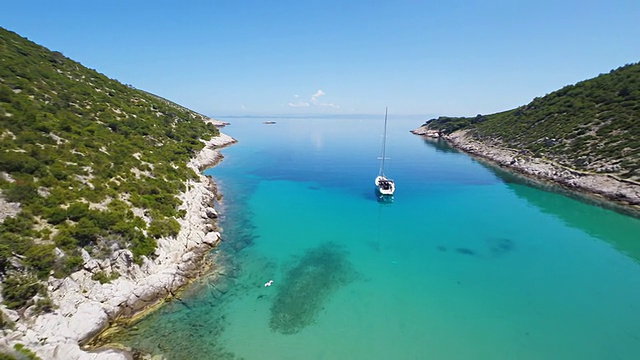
[2,1,639,118]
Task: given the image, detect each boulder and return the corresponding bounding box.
[204,207,218,219]
[67,303,109,342]
[84,259,101,273]
[203,232,220,247]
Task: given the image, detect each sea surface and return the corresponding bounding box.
[110,116,640,359]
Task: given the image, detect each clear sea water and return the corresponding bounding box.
[110,116,640,359]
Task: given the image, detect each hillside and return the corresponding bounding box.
[418,63,640,182]
[0,25,220,317]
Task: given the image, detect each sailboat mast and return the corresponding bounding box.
[380,107,388,176]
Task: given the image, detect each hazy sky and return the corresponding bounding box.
[2,1,639,118]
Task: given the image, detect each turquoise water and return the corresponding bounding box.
[114,116,640,359]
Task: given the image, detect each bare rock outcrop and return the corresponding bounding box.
[0,189,20,223]
[410,125,441,138]
[441,129,640,212]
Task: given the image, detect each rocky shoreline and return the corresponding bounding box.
[0,129,237,359]
[411,127,640,216]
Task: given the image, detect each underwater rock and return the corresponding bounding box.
[486,238,515,256]
[212,278,233,294]
[455,248,477,256]
[269,242,357,335]
[365,240,380,252]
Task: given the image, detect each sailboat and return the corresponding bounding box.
[375,108,395,196]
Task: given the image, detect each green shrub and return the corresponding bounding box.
[46,207,68,225]
[33,297,55,314]
[23,244,56,279]
[0,310,15,331]
[147,217,181,238]
[0,352,17,360]
[70,217,100,247]
[66,202,89,221]
[48,163,68,180]
[3,181,39,204]
[0,152,41,174]
[53,229,78,250]
[90,209,121,230]
[12,344,40,360]
[1,274,42,309]
[91,270,120,284]
[1,212,35,236]
[130,234,157,263]
[0,243,11,275]
[0,232,31,256]
[52,252,83,278]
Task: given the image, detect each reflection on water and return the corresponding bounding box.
[505,181,640,263]
[486,166,640,263]
[376,192,394,204]
[425,139,640,262]
[420,136,640,263]
[420,136,460,154]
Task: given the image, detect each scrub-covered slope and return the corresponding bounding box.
[0,26,219,312]
[418,63,640,181]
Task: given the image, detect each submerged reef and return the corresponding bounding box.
[438,237,515,258]
[486,237,515,256]
[455,247,477,256]
[269,242,357,335]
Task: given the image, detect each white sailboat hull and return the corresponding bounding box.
[375,175,395,195]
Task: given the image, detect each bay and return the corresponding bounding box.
[112,116,640,359]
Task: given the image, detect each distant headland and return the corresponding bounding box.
[412,62,640,215]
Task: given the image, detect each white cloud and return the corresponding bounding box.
[289,89,339,109]
[320,102,339,108]
[310,90,325,104]
[289,101,310,107]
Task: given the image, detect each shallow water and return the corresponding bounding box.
[112,116,640,359]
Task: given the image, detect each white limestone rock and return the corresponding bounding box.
[204,207,218,219]
[69,303,109,341]
[443,129,640,209]
[203,232,220,247]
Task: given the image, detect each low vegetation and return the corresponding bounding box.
[0,27,219,311]
[422,63,640,181]
[0,343,41,360]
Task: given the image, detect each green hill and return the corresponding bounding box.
[421,63,640,181]
[0,27,219,311]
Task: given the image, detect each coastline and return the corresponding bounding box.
[0,125,237,360]
[411,127,640,216]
